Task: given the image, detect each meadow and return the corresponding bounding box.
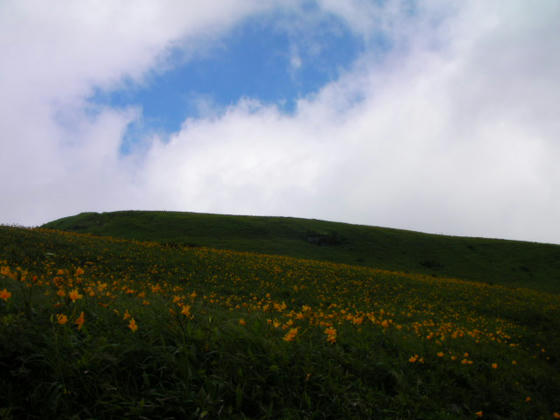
[1,225,559,419]
[44,211,560,294]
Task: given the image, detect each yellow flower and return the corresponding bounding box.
[239,318,246,326]
[74,267,84,276]
[129,318,138,332]
[181,305,191,317]
[57,289,66,297]
[324,327,337,344]
[68,289,83,302]
[283,327,299,342]
[437,352,444,358]
[75,312,85,330]
[409,355,418,363]
[56,314,68,325]
[123,310,131,320]
[0,288,12,301]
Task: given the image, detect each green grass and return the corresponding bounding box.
[1,225,559,419]
[43,210,560,293]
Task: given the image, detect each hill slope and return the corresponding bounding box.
[1,225,559,418]
[43,210,560,293]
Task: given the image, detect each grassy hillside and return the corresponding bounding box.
[1,226,559,419]
[44,210,560,293]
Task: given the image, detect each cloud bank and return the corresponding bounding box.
[1,1,560,244]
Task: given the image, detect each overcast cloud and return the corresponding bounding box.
[1,1,559,244]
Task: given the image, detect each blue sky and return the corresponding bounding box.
[2,1,560,244]
[89,12,367,154]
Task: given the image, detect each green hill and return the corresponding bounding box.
[1,226,559,418]
[43,210,560,293]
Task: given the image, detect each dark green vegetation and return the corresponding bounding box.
[1,225,560,419]
[44,210,560,293]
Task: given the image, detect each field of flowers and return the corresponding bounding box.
[1,226,559,419]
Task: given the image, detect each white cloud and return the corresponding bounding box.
[290,52,302,71]
[0,0,289,223]
[1,1,559,244]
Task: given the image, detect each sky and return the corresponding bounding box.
[1,1,560,244]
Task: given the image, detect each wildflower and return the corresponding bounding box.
[437,352,444,358]
[0,288,12,301]
[409,355,418,363]
[123,310,131,320]
[181,304,191,317]
[381,319,390,328]
[273,301,287,312]
[283,327,299,342]
[491,363,498,369]
[56,314,68,325]
[75,312,85,330]
[74,267,84,276]
[239,318,246,326]
[475,410,483,417]
[553,412,560,419]
[324,327,337,344]
[129,318,138,332]
[525,396,531,402]
[68,289,83,302]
